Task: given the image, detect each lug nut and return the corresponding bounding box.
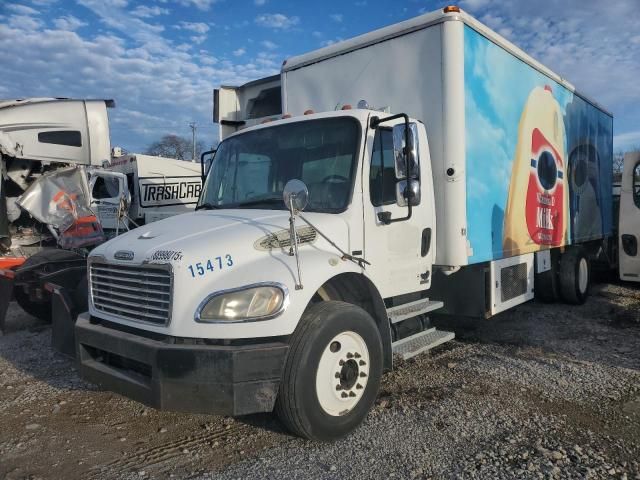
[341,392,348,398]
[336,384,342,391]
[339,360,345,366]
[354,353,361,359]
[356,383,363,390]
[359,372,367,378]
[335,372,340,378]
[346,353,354,359]
[359,360,366,366]
[349,392,356,397]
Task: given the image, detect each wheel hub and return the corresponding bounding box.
[339,359,359,390]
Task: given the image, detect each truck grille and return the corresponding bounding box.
[89,261,172,325]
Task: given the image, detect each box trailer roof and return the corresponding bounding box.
[282,7,611,117]
[0,98,115,110]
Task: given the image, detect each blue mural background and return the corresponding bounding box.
[464,25,613,264]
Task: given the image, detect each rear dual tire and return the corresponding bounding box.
[275,301,382,442]
[535,248,590,305]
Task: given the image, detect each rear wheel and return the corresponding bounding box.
[275,301,382,441]
[559,248,590,305]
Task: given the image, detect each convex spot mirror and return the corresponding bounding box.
[283,179,309,212]
[392,122,419,180]
[396,179,421,207]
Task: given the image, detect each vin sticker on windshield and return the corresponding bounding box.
[149,250,184,262]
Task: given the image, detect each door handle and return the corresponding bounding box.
[421,228,431,257]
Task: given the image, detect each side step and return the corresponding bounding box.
[392,328,455,360]
[387,298,444,324]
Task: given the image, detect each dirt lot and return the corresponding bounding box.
[1,281,639,479]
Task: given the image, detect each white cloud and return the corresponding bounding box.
[7,15,43,31]
[330,14,343,23]
[261,40,277,50]
[255,13,299,29]
[614,131,640,151]
[53,15,87,31]
[131,5,169,18]
[7,4,40,15]
[176,0,217,11]
[254,0,267,5]
[233,47,246,57]
[177,21,210,34]
[0,0,278,153]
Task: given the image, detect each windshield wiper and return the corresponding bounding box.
[195,203,224,210]
[235,197,284,208]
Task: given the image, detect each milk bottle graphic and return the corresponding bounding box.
[503,85,568,254]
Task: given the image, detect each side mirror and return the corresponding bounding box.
[392,122,419,179]
[283,179,309,212]
[200,149,216,180]
[396,179,421,207]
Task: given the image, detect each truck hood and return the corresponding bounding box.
[92,209,350,265]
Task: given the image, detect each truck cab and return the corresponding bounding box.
[76,108,448,441]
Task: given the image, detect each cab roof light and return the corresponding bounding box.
[283,113,292,119]
[303,109,314,115]
[341,104,352,110]
[443,5,460,13]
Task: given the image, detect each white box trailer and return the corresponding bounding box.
[76,7,613,441]
[216,7,613,316]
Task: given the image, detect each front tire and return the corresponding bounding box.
[275,301,383,441]
[559,248,590,305]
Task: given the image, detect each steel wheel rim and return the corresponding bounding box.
[315,331,370,416]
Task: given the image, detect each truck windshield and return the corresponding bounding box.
[198,117,360,213]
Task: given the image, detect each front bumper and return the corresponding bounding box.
[75,314,288,416]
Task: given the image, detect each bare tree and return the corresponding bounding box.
[145,134,205,161]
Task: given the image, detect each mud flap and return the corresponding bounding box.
[49,283,77,358]
[0,274,14,333]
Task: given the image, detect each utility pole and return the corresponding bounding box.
[189,122,197,162]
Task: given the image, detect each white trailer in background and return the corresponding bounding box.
[618,152,640,281]
[76,7,613,441]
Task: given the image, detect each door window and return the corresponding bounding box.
[92,176,120,200]
[369,129,396,206]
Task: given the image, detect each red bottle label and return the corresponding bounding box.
[525,128,564,246]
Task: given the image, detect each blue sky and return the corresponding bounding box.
[1,0,639,154]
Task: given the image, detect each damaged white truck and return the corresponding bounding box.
[0,98,202,332]
[76,7,615,440]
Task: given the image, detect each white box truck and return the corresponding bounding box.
[75,6,614,440]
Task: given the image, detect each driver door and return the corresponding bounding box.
[89,171,129,230]
[362,119,434,298]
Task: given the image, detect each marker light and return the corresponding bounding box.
[443,6,460,13]
[196,284,288,322]
[283,113,292,119]
[357,100,370,109]
[304,109,314,115]
[341,104,352,110]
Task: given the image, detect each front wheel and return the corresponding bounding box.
[275,301,383,441]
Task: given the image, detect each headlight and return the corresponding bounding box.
[196,283,288,322]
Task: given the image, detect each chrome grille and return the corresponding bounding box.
[89,260,172,325]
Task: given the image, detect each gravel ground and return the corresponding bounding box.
[1,281,639,479]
